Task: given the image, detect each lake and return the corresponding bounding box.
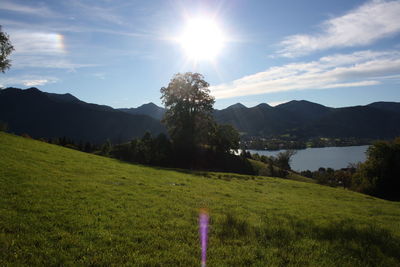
[248,145,369,171]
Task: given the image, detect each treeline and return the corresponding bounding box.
[50,136,99,152]
[246,150,298,178]
[4,129,254,174]
[109,132,172,166]
[110,132,255,174]
[299,138,400,201]
[300,167,356,188]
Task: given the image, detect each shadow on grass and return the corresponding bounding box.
[216,213,400,265]
[151,166,257,181]
[312,220,400,265]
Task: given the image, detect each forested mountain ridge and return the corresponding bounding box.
[213,100,400,138]
[2,87,400,142]
[0,87,165,143]
[118,103,165,120]
[120,99,400,139]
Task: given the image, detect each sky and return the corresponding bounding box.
[0,0,399,109]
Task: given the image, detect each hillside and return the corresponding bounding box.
[1,132,399,266]
[0,88,165,144]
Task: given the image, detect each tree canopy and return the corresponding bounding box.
[159,72,247,170]
[160,72,215,151]
[275,150,297,170]
[352,138,400,200]
[0,26,14,73]
[211,124,240,154]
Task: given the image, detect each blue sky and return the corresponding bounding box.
[0,0,399,109]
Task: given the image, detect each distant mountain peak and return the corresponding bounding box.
[276,100,328,109]
[139,102,160,108]
[227,103,247,109]
[26,87,40,91]
[25,87,42,94]
[254,103,272,109]
[118,102,165,120]
[281,100,312,105]
[0,87,43,96]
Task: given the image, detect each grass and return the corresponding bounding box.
[1,132,400,266]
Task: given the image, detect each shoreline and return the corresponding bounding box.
[246,144,371,152]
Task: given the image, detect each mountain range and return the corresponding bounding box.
[212,100,400,139]
[0,87,164,143]
[1,87,400,143]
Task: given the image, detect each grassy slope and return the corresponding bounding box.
[1,132,399,266]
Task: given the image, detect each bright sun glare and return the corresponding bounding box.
[178,17,225,61]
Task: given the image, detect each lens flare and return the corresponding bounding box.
[56,34,66,53]
[178,17,225,61]
[199,209,209,267]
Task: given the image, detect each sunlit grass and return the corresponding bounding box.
[1,132,399,266]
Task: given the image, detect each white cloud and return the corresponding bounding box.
[0,17,149,39]
[7,30,96,69]
[0,1,55,17]
[279,0,400,57]
[0,1,158,73]
[11,31,65,55]
[210,50,400,99]
[0,19,148,70]
[23,79,53,87]
[0,76,58,88]
[68,0,126,26]
[11,55,96,69]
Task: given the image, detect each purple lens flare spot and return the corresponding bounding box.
[199,209,209,267]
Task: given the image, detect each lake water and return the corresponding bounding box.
[248,145,369,171]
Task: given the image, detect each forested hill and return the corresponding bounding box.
[0,87,165,143]
[213,100,400,139]
[2,87,400,142]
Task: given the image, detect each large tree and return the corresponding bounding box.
[160,72,215,151]
[212,124,240,154]
[0,26,14,73]
[352,138,400,200]
[275,150,297,170]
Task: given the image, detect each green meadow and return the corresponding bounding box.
[1,132,399,266]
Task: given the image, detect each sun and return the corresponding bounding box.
[178,17,225,61]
